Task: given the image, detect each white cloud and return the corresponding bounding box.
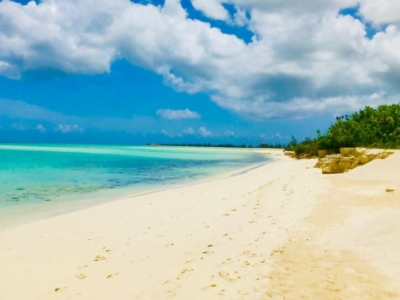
[156,108,201,119]
[160,129,182,138]
[56,124,84,134]
[213,92,393,119]
[1,0,400,119]
[198,126,213,137]
[11,123,28,131]
[0,99,162,134]
[36,124,46,133]
[224,130,235,137]
[183,127,195,134]
[359,0,400,25]
[161,126,213,138]
[191,0,229,21]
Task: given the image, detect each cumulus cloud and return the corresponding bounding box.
[198,126,213,137]
[161,126,213,138]
[359,0,400,25]
[0,99,163,134]
[1,0,400,119]
[191,0,229,21]
[224,130,235,137]
[183,127,195,134]
[56,124,84,134]
[36,124,46,133]
[11,123,28,131]
[156,108,201,119]
[160,129,179,137]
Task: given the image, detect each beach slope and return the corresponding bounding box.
[1,150,399,299]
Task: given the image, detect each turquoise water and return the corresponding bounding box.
[0,144,270,229]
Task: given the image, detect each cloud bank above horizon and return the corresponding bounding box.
[1,0,400,119]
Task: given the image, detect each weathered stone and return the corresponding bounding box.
[358,154,376,165]
[378,152,393,159]
[318,149,335,158]
[340,148,358,157]
[321,158,345,174]
[315,148,393,174]
[284,151,296,158]
[318,150,327,158]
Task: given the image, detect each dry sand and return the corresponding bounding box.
[0,149,399,300]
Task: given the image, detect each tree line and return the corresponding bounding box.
[287,103,400,156]
[147,142,285,148]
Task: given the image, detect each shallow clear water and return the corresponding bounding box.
[0,144,270,229]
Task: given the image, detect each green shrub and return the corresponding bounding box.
[285,103,400,157]
[317,104,400,150]
[285,137,319,157]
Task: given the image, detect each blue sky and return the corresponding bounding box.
[1,0,400,145]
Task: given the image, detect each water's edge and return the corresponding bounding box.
[0,146,274,231]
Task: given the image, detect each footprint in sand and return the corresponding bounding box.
[77,265,88,270]
[165,290,176,298]
[184,260,195,265]
[54,286,68,293]
[181,268,194,274]
[219,258,233,266]
[75,274,86,279]
[94,255,106,261]
[218,271,238,282]
[202,284,217,291]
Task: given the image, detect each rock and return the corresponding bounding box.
[358,154,375,165]
[340,148,357,157]
[321,158,343,174]
[284,151,296,158]
[318,149,335,158]
[315,148,393,174]
[380,152,392,159]
[318,150,327,158]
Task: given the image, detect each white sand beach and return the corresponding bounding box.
[1,149,400,299]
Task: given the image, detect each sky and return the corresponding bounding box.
[0,0,400,145]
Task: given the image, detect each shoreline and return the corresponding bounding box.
[1,150,399,299]
[0,147,276,232]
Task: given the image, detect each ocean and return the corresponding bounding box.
[0,144,270,229]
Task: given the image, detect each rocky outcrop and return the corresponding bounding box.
[284,151,317,159]
[284,151,298,159]
[315,148,393,174]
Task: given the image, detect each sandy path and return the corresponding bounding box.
[1,150,399,299]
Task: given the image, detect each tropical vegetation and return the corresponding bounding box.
[286,104,400,156]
